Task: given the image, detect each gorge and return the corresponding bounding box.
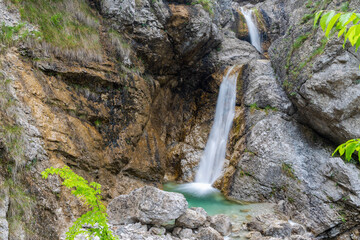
[0,0,360,239]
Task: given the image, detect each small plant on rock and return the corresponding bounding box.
[333,139,360,162]
[41,166,118,240]
[314,10,360,68]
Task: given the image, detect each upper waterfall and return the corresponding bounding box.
[194,66,238,185]
[240,8,262,53]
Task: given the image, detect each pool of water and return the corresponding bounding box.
[163,182,275,239]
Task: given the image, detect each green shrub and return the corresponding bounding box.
[42,166,118,240]
[333,139,360,162]
[314,10,360,62]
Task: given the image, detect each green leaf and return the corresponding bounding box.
[326,13,341,37]
[345,142,357,161]
[338,27,347,37]
[314,11,324,27]
[42,166,118,240]
[356,36,360,52]
[338,12,354,28]
[320,11,335,32]
[339,145,345,155]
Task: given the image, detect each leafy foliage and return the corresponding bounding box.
[314,10,360,57]
[41,166,118,240]
[333,139,360,162]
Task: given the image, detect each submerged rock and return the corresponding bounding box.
[107,186,188,225]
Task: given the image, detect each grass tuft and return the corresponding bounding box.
[5,0,104,62]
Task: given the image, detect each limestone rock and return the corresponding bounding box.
[263,221,291,238]
[243,59,293,113]
[209,214,231,236]
[108,186,188,225]
[175,207,207,229]
[196,227,223,240]
[268,1,360,144]
[0,183,9,240]
[226,44,360,238]
[179,228,194,239]
[113,223,175,240]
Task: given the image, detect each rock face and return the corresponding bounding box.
[101,0,221,76]
[269,0,360,144]
[1,0,360,239]
[107,186,188,225]
[0,181,9,240]
[225,52,360,238]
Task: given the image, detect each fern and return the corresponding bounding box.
[332,139,360,162]
[41,166,118,240]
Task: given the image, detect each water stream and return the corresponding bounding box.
[164,37,268,239]
[195,66,238,185]
[240,8,262,53]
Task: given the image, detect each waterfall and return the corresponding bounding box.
[195,66,238,185]
[240,8,262,53]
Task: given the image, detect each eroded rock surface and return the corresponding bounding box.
[107,186,188,225]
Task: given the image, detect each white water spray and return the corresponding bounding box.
[240,7,262,53]
[173,67,238,196]
[195,66,238,185]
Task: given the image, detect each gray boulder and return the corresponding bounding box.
[107,186,188,225]
[113,223,175,240]
[175,207,207,229]
[209,214,231,236]
[196,227,223,240]
[178,228,194,239]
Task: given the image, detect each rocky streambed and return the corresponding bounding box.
[105,186,314,240]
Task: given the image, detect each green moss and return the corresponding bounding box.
[3,179,35,238]
[301,13,315,24]
[249,103,260,113]
[293,34,310,49]
[192,0,213,14]
[281,162,296,179]
[340,2,349,12]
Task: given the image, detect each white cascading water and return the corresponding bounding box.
[240,7,262,53]
[176,66,238,196]
[195,66,238,184]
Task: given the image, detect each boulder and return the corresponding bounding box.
[107,186,188,225]
[113,223,174,240]
[263,221,291,238]
[209,214,231,236]
[175,207,207,229]
[179,228,193,239]
[196,227,223,240]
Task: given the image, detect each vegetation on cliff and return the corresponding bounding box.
[314,10,360,54]
[315,10,360,161]
[42,166,118,240]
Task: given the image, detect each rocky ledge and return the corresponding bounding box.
[106,186,313,240]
